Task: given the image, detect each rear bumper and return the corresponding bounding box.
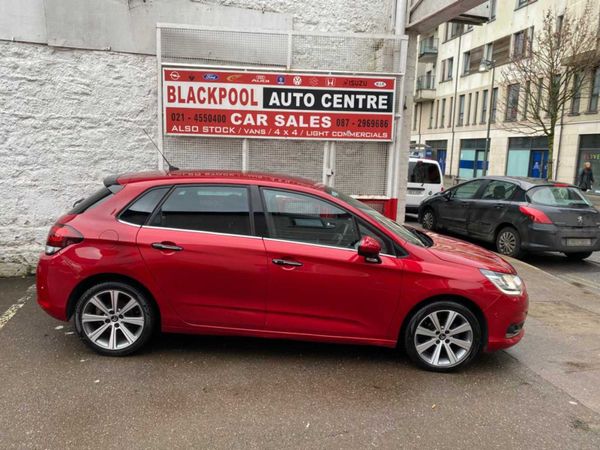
[521,223,600,253]
[484,289,529,352]
[36,253,73,321]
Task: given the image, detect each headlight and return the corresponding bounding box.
[480,269,523,296]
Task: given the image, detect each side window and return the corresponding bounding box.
[120,187,170,225]
[480,181,517,201]
[452,180,486,199]
[262,189,359,249]
[150,186,251,236]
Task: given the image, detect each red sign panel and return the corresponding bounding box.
[162,68,396,142]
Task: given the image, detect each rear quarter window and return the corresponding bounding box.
[69,186,121,214]
[120,187,171,225]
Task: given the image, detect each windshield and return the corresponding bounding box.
[527,186,592,208]
[326,187,427,247]
[408,161,441,184]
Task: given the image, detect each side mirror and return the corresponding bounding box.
[357,236,382,263]
[443,190,453,200]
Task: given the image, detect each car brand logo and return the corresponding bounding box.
[326,78,336,87]
[226,74,242,81]
[374,81,387,87]
[293,76,302,86]
[276,75,285,84]
[251,75,269,83]
[309,77,319,86]
[577,216,584,226]
[170,71,180,81]
[203,73,219,81]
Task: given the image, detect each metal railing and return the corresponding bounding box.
[419,38,438,58]
[416,75,436,90]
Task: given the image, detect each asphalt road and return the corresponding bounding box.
[1,276,600,449]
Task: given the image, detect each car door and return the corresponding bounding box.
[136,184,268,329]
[260,187,402,339]
[467,180,518,239]
[438,179,487,233]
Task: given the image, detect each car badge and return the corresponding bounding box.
[577,216,584,226]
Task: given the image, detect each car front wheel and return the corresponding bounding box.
[420,208,437,231]
[404,301,482,372]
[74,281,155,356]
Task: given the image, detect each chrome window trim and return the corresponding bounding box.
[263,237,396,258]
[141,225,262,240]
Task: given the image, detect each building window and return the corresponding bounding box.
[506,83,520,121]
[490,0,497,20]
[428,102,434,129]
[446,22,465,41]
[463,51,471,75]
[523,80,531,119]
[516,0,533,8]
[589,67,600,112]
[441,98,447,128]
[413,104,419,130]
[484,43,494,62]
[473,91,479,125]
[481,89,489,123]
[536,78,543,116]
[458,95,466,126]
[434,100,440,128]
[448,97,454,128]
[506,137,549,179]
[491,87,499,123]
[466,93,472,126]
[442,58,454,81]
[513,30,526,59]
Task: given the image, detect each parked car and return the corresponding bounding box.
[418,176,600,260]
[37,171,528,372]
[405,158,444,214]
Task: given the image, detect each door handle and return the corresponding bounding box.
[272,258,303,267]
[151,242,183,251]
[494,204,503,209]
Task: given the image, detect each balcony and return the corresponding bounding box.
[415,75,436,103]
[418,38,438,63]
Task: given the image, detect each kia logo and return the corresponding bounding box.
[374,81,386,87]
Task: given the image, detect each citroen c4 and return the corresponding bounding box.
[37,171,528,372]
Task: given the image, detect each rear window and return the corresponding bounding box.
[69,187,114,214]
[120,187,170,225]
[528,186,592,207]
[408,161,441,184]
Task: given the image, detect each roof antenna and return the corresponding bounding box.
[143,129,179,171]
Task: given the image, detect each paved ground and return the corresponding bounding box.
[1,262,600,449]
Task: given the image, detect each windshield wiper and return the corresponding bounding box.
[405,226,433,247]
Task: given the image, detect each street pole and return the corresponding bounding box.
[482,62,495,176]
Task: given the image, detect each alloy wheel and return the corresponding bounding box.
[80,289,145,351]
[422,211,435,230]
[413,310,473,368]
[498,231,517,255]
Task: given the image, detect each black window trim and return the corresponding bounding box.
[117,185,174,226]
[143,183,256,237]
[258,186,399,257]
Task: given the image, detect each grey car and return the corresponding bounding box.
[418,176,600,260]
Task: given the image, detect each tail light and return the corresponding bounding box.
[519,205,553,224]
[440,186,445,192]
[45,214,84,255]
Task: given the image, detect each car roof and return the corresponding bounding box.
[110,170,323,189]
[470,176,576,190]
[409,158,440,165]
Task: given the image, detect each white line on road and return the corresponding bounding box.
[0,285,35,331]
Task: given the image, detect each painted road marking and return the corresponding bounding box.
[0,285,34,331]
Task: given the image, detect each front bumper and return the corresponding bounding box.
[522,223,600,253]
[484,289,529,352]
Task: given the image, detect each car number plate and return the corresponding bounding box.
[408,189,424,195]
[566,238,592,247]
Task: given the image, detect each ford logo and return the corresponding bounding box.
[203,73,219,81]
[374,81,387,87]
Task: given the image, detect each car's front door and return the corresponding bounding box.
[260,188,402,340]
[136,184,268,329]
[438,179,487,233]
[467,180,518,239]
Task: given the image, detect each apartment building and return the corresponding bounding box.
[411,0,600,192]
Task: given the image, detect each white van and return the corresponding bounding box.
[405,158,443,214]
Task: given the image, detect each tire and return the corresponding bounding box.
[74,281,155,356]
[495,226,523,258]
[565,252,593,261]
[420,208,437,231]
[404,301,482,372]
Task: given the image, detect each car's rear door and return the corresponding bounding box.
[260,187,402,340]
[136,184,268,329]
[467,180,518,239]
[407,161,443,209]
[438,179,487,233]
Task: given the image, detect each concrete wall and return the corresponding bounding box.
[0,0,396,276]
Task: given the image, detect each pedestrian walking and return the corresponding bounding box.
[578,161,595,192]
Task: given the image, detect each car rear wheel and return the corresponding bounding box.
[496,226,523,258]
[74,281,155,356]
[420,208,437,231]
[564,252,593,261]
[404,301,482,372]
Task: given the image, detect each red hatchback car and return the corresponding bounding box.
[37,171,528,371]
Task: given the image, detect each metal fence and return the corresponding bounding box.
[157,24,407,196]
